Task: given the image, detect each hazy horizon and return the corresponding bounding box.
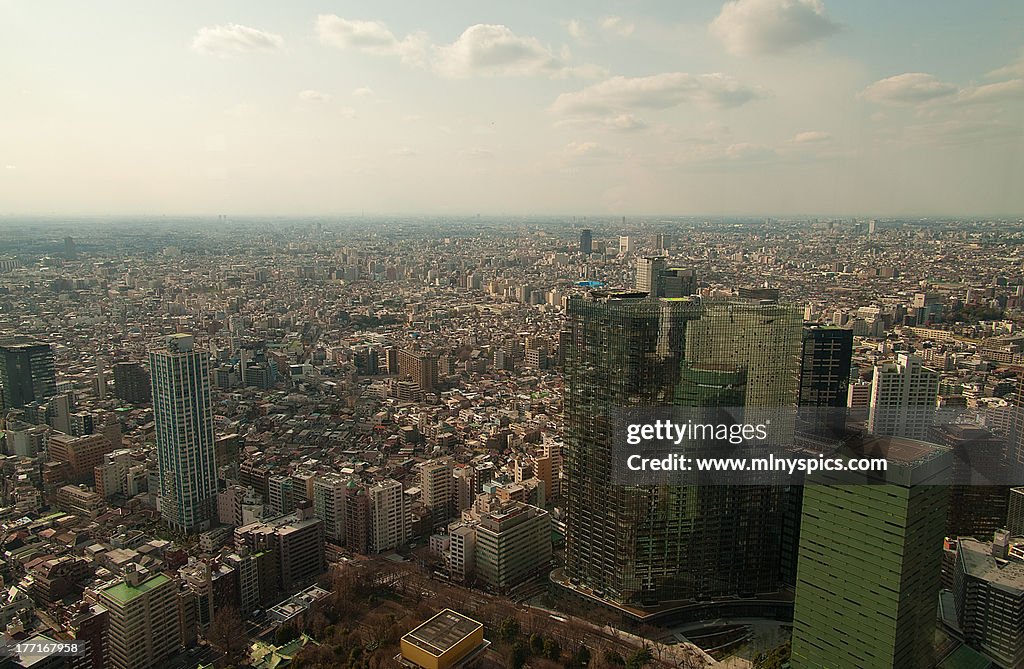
[3,1,1024,217]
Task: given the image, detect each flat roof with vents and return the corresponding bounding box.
[400,609,488,669]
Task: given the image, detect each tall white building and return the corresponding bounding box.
[420,459,454,530]
[313,475,348,543]
[868,353,940,439]
[149,333,217,532]
[369,479,408,553]
[635,256,666,296]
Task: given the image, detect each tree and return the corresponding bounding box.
[498,616,521,644]
[207,607,249,666]
[625,646,653,669]
[543,637,561,662]
[509,641,529,669]
[530,633,546,656]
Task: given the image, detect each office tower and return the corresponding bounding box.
[655,232,667,251]
[97,568,181,669]
[952,531,1024,668]
[656,267,697,298]
[798,325,853,440]
[0,342,57,411]
[798,325,853,410]
[149,333,217,533]
[64,236,77,259]
[312,475,347,543]
[398,349,438,393]
[112,362,151,403]
[868,353,939,439]
[790,437,951,669]
[635,256,666,296]
[1010,487,1024,536]
[579,229,592,255]
[369,478,409,553]
[618,235,632,254]
[474,502,552,591]
[931,424,1009,539]
[421,459,454,531]
[564,291,802,605]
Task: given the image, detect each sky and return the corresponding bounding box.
[2,0,1024,217]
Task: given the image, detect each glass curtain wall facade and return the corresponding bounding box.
[564,291,802,605]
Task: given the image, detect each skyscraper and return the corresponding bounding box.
[868,353,939,439]
[790,436,951,669]
[563,291,802,605]
[798,325,853,410]
[149,333,217,533]
[635,257,666,296]
[0,342,57,411]
[579,229,593,255]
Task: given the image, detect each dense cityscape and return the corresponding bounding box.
[1,216,1024,668]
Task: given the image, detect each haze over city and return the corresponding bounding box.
[3,0,1024,217]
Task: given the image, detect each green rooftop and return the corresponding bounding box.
[101,573,170,604]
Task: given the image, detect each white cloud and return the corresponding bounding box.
[433,24,563,78]
[298,89,331,102]
[390,147,418,157]
[318,16,595,79]
[861,73,1024,108]
[551,72,764,117]
[352,87,375,98]
[192,23,284,57]
[792,130,831,143]
[317,15,428,65]
[957,79,1024,104]
[987,55,1024,80]
[566,19,588,42]
[4,165,16,170]
[600,16,636,37]
[860,73,958,106]
[710,0,840,56]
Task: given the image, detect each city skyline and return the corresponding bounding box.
[3,1,1024,217]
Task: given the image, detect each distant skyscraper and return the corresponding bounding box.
[64,235,77,259]
[149,333,217,532]
[655,233,667,251]
[868,353,939,439]
[564,291,802,605]
[618,235,632,255]
[635,256,666,296]
[790,437,951,669]
[0,342,57,411]
[579,229,592,255]
[798,325,853,410]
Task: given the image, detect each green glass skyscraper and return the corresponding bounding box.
[790,437,951,669]
[564,291,802,605]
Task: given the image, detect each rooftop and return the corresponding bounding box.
[100,572,169,604]
[402,609,482,657]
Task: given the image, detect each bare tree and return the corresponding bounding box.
[207,606,249,666]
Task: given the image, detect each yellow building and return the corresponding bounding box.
[400,609,489,669]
